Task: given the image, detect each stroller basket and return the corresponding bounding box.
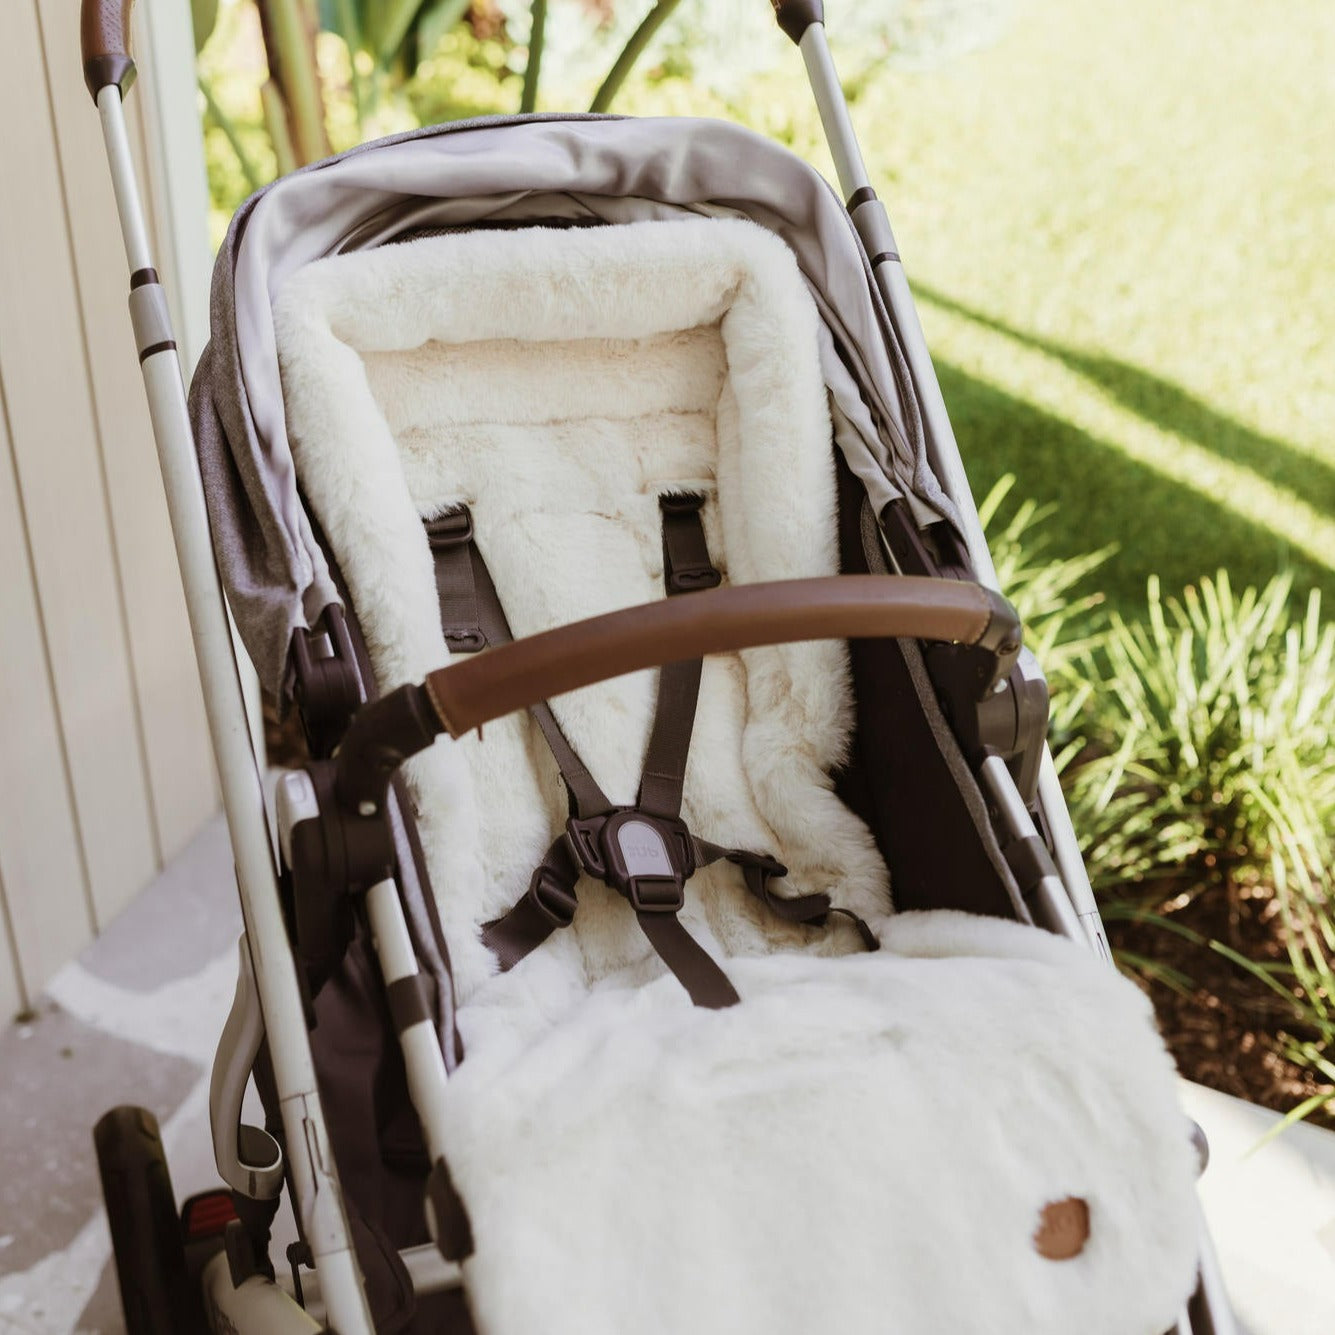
[80,2,1234,1333]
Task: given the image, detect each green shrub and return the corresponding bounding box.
[981,486,1335,1117]
[1062,571,1335,1118]
[1064,571,1335,909]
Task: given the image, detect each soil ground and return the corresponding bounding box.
[1109,893,1335,1129]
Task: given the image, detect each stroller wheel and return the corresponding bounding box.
[94,1106,203,1335]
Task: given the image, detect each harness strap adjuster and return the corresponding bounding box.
[727,849,789,881]
[425,506,474,549]
[658,492,707,515]
[528,863,579,928]
[427,506,488,652]
[659,491,723,595]
[442,627,487,652]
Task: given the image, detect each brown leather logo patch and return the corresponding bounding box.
[1034,1197,1090,1260]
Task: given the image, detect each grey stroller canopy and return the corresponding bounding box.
[191,114,958,699]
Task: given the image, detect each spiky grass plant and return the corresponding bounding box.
[977,474,1113,670]
[1066,572,1334,909]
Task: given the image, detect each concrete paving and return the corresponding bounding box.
[1180,1082,1335,1335]
[0,810,1332,1333]
[0,815,266,1335]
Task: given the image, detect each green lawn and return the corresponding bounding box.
[843,0,1335,614]
[620,0,1335,615]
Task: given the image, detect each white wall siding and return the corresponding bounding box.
[0,0,218,1012]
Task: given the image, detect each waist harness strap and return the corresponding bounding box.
[424,495,875,1007]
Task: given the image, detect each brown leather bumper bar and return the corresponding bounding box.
[423,575,1015,740]
[327,574,1018,867]
[82,0,137,101]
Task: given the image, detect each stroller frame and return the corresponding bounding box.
[80,1,1234,1331]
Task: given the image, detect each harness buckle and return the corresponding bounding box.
[566,809,695,914]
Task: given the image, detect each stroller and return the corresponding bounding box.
[82,2,1235,1332]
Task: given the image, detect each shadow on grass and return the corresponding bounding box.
[919,285,1335,519]
[935,360,1334,618]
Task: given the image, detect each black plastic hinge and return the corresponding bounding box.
[223,1219,262,1290]
[291,605,363,759]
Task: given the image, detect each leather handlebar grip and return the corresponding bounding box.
[82,0,137,102]
[424,575,1018,739]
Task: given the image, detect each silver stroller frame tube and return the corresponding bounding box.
[796,15,1110,961]
[770,5,1236,1332]
[82,7,375,1328]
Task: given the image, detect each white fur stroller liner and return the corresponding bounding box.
[276,217,891,1003]
[444,915,1197,1335]
[274,218,1198,1333]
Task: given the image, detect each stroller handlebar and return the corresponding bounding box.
[82,0,136,102]
[329,576,1022,819]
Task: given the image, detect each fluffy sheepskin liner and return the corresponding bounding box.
[275,219,1199,1333]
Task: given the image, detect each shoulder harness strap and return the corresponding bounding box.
[425,509,610,821]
